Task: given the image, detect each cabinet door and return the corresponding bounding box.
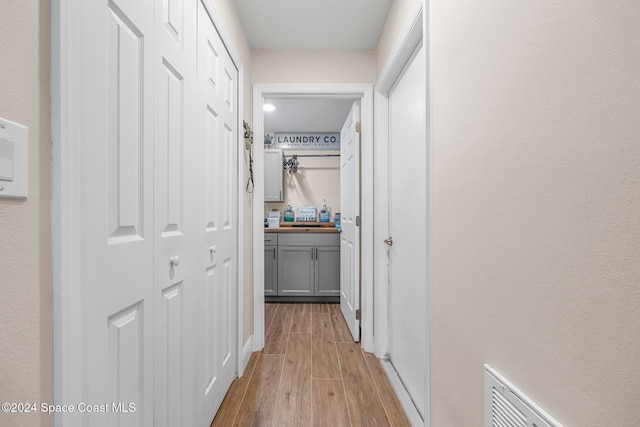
[264,245,278,296]
[264,149,284,202]
[315,246,340,296]
[278,245,314,296]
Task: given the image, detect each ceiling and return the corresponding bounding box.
[236,1,390,133]
[264,98,355,133]
[234,0,393,50]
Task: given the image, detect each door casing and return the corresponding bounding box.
[251,84,374,352]
[373,0,429,425]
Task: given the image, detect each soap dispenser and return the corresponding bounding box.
[284,200,295,222]
[319,199,330,222]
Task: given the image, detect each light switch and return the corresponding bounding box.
[0,138,16,181]
[0,118,28,199]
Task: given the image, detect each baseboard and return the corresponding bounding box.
[380,358,424,426]
[242,335,254,374]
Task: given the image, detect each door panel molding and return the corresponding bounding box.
[52,0,245,425]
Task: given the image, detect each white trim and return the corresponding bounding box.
[376,0,424,94]
[242,335,254,372]
[380,358,424,427]
[374,0,430,425]
[236,66,245,376]
[52,1,84,425]
[252,84,375,353]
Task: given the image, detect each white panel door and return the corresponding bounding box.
[196,2,239,424]
[388,40,428,419]
[152,0,198,425]
[77,0,155,425]
[340,102,361,341]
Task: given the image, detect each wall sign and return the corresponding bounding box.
[274,132,340,150]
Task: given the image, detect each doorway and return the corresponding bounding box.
[251,84,374,353]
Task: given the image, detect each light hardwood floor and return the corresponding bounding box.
[211,302,411,426]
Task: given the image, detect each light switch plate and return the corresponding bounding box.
[0,118,28,199]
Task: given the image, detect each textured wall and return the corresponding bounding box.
[0,1,52,426]
[430,0,640,425]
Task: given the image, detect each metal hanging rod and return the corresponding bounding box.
[284,153,340,158]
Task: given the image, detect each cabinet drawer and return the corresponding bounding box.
[278,233,339,247]
[264,233,278,245]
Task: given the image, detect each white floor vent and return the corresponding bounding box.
[484,364,564,427]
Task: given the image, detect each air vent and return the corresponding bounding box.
[484,365,564,427]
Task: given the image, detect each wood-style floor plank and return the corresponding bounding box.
[210,352,260,426]
[312,312,341,379]
[273,333,312,426]
[311,302,328,313]
[211,302,410,426]
[290,302,312,333]
[337,343,391,426]
[265,302,278,335]
[263,303,294,354]
[232,354,284,426]
[328,303,353,343]
[312,378,351,427]
[364,352,412,427]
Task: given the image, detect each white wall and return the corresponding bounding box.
[0,1,52,426]
[430,0,640,425]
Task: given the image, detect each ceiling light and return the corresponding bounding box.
[263,104,276,112]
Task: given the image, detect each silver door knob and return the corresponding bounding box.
[209,245,216,254]
[384,237,393,246]
[170,256,180,267]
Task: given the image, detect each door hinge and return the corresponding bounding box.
[355,121,361,133]
[355,216,361,227]
[355,309,361,320]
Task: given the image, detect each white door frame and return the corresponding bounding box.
[252,84,374,352]
[51,1,246,424]
[374,0,430,425]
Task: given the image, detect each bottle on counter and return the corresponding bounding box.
[319,199,330,222]
[284,200,295,222]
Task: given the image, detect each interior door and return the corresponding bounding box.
[387,40,428,419]
[340,101,361,341]
[152,0,198,425]
[196,2,239,423]
[77,0,155,425]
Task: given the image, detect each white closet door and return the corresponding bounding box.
[196,2,239,424]
[77,0,155,425]
[387,40,428,419]
[62,1,239,426]
[152,0,198,425]
[340,101,361,341]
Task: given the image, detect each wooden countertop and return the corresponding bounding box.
[265,221,341,233]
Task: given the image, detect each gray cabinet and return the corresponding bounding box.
[278,245,315,296]
[264,149,284,202]
[264,234,278,296]
[276,233,340,297]
[315,246,340,296]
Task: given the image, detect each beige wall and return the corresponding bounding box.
[264,150,340,219]
[0,1,52,426]
[430,0,640,425]
[252,50,376,84]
